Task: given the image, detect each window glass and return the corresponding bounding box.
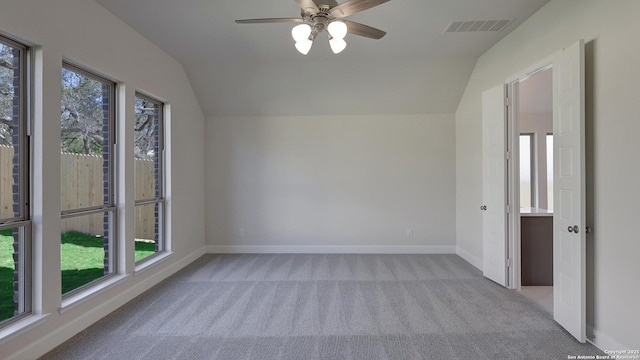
[0,36,31,324]
[519,134,533,208]
[60,212,111,294]
[134,94,164,262]
[60,64,116,294]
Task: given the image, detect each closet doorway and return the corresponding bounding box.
[515,67,554,314]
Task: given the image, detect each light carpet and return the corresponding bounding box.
[41,254,602,359]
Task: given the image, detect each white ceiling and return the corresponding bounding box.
[95,0,550,117]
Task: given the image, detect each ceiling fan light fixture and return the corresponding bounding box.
[327,21,348,39]
[237,0,390,55]
[329,37,347,54]
[295,39,313,55]
[291,24,312,42]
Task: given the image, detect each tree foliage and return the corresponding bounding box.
[134,97,158,160]
[60,68,105,155]
[1,49,157,158]
[0,43,16,147]
[60,69,157,158]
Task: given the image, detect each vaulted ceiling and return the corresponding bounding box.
[96,0,550,117]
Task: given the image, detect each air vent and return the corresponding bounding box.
[444,19,513,33]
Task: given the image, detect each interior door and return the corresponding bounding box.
[482,84,508,287]
[552,40,586,343]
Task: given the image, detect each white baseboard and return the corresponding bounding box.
[587,325,631,352]
[455,246,483,271]
[8,247,206,360]
[206,245,456,254]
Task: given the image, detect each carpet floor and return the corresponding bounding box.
[41,254,602,359]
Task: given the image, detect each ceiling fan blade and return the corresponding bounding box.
[235,18,305,24]
[344,20,386,39]
[294,0,319,14]
[330,0,390,18]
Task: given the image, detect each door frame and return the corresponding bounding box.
[505,61,553,290]
[489,41,587,343]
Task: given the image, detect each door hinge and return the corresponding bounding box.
[506,204,511,214]
[506,151,512,160]
[507,258,513,268]
[505,96,512,106]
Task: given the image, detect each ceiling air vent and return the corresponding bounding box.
[444,19,513,33]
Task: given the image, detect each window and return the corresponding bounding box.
[60,64,116,295]
[0,35,31,324]
[546,134,553,211]
[134,94,164,263]
[519,134,534,208]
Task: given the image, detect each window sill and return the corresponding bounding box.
[59,273,130,315]
[0,313,49,345]
[134,251,174,275]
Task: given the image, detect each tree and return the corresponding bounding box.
[59,68,157,159]
[60,68,105,155]
[0,43,16,147]
[134,97,158,160]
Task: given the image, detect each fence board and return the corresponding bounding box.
[0,145,14,219]
[1,146,156,238]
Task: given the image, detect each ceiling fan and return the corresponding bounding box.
[235,0,390,55]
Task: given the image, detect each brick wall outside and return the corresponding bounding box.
[153,104,160,251]
[101,84,111,274]
[10,48,21,315]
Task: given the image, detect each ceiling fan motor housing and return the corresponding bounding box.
[310,13,331,32]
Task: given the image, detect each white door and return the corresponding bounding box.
[552,40,586,343]
[482,84,508,287]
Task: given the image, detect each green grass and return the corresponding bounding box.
[0,229,14,322]
[0,229,156,322]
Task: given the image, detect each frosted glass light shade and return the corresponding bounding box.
[295,39,313,55]
[292,24,312,42]
[329,37,347,54]
[327,21,348,39]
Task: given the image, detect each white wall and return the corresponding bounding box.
[206,114,456,252]
[0,1,206,358]
[456,0,640,350]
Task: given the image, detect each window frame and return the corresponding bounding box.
[60,62,118,297]
[134,92,165,263]
[0,34,32,326]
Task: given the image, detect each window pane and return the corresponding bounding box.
[134,94,164,262]
[0,226,29,323]
[0,36,30,325]
[61,211,114,294]
[61,67,113,210]
[134,96,162,201]
[135,202,162,262]
[546,134,554,211]
[61,64,115,295]
[519,135,532,207]
[0,40,26,220]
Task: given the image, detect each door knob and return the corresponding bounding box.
[568,226,574,233]
[567,225,579,233]
[480,205,487,211]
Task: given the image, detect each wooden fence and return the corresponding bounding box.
[0,146,14,219]
[1,145,157,240]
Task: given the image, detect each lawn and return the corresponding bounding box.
[0,229,155,322]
